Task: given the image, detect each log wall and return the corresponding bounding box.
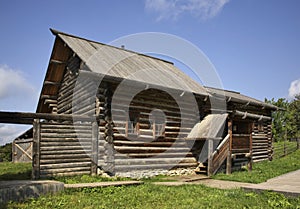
[99,83,199,174]
[252,121,272,162]
[39,121,93,178]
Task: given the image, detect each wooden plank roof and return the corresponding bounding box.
[52,29,209,97]
[205,86,278,110]
[36,29,277,113]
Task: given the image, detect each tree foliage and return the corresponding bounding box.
[0,143,12,162]
[265,94,300,141]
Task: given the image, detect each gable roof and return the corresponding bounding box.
[37,29,276,113]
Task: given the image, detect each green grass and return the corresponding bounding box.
[6,184,300,209]
[273,141,298,159]
[52,174,131,184]
[2,151,300,208]
[0,162,31,180]
[214,149,300,183]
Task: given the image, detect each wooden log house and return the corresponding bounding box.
[3,29,277,179]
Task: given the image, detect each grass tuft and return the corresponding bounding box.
[213,149,300,183]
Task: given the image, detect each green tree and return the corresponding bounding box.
[290,94,300,139]
[265,98,295,141]
[0,143,12,162]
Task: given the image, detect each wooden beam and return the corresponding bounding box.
[226,119,232,175]
[0,117,33,125]
[91,121,99,175]
[207,139,213,176]
[234,110,271,121]
[43,81,61,86]
[50,59,66,65]
[14,143,32,160]
[0,111,99,124]
[41,95,58,100]
[32,119,40,179]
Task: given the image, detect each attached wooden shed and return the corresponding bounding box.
[4,29,277,179]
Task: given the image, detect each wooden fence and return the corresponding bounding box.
[272,139,299,159]
[12,139,33,163]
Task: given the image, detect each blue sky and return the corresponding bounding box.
[0,0,300,144]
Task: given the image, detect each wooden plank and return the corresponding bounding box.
[14,143,32,160]
[226,119,232,175]
[32,119,41,179]
[91,122,98,175]
[0,111,98,122]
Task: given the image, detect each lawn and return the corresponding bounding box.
[213,149,300,183]
[1,150,300,208]
[0,162,31,181]
[6,184,300,209]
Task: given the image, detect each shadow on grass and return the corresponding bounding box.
[0,162,32,181]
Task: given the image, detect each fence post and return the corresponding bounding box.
[284,128,287,156]
[32,119,41,180]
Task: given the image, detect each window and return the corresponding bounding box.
[153,122,165,138]
[150,109,166,138]
[125,111,139,136]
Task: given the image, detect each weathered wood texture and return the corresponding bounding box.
[210,134,230,176]
[32,119,41,180]
[56,56,99,117]
[12,139,33,163]
[100,84,199,173]
[38,122,93,178]
[252,122,272,162]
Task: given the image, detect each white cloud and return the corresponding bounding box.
[145,0,230,21]
[0,65,35,99]
[0,124,31,145]
[288,78,300,99]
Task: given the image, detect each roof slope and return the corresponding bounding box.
[52,29,208,96]
[205,86,278,110]
[37,29,276,113]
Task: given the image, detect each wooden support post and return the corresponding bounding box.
[284,128,287,156]
[12,140,16,163]
[103,83,115,175]
[91,121,99,175]
[32,119,41,180]
[207,139,213,176]
[248,122,254,172]
[226,119,232,175]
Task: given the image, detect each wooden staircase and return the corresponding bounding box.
[195,134,230,176]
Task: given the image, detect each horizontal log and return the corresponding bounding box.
[234,110,272,121]
[40,146,91,151]
[114,146,190,153]
[40,171,90,178]
[0,111,98,123]
[40,149,90,154]
[113,140,186,147]
[40,153,90,160]
[114,157,197,165]
[40,157,92,164]
[41,123,92,128]
[40,138,91,143]
[40,162,91,170]
[40,167,91,174]
[114,153,194,159]
[0,117,33,125]
[40,133,92,138]
[114,162,198,172]
[40,141,91,147]
[40,129,92,134]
